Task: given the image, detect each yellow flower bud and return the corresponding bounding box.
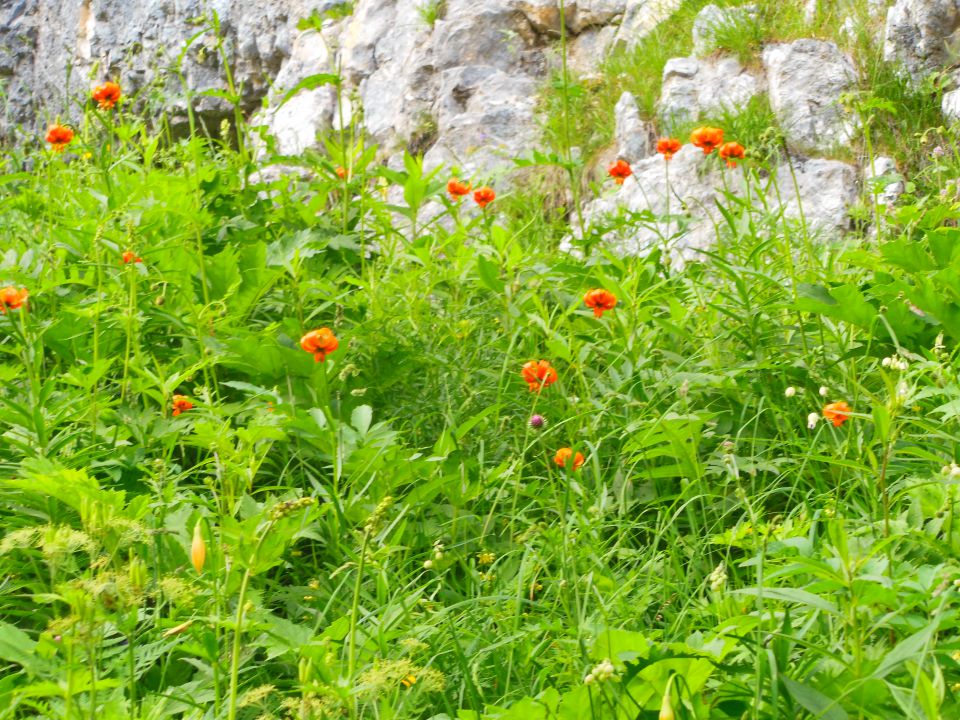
[659,676,675,720]
[191,521,206,574]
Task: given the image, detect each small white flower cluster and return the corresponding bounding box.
[423,541,445,569]
[784,386,797,398]
[708,563,728,592]
[819,386,828,397]
[942,463,960,478]
[807,412,820,429]
[881,355,909,371]
[583,659,616,685]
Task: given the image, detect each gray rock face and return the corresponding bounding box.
[884,0,960,79]
[762,39,857,154]
[614,91,652,163]
[658,55,761,127]
[865,155,904,207]
[570,148,859,261]
[775,157,859,233]
[615,0,683,47]
[691,3,757,56]
[2,0,333,135]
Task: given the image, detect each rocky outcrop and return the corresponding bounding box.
[614,91,652,163]
[691,3,757,56]
[884,0,960,80]
[573,147,859,262]
[762,39,857,154]
[2,0,329,134]
[658,55,761,128]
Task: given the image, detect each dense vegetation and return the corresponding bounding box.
[1,3,960,719]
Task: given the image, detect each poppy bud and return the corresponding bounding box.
[659,676,675,720]
[191,521,206,574]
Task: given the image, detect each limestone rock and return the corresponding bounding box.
[691,4,757,57]
[773,157,858,232]
[864,155,904,207]
[614,91,653,163]
[884,0,960,79]
[658,55,761,127]
[569,24,618,77]
[762,39,857,154]
[424,66,540,177]
[570,150,858,261]
[615,0,683,48]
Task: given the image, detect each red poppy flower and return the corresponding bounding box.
[554,447,585,470]
[172,395,194,416]
[690,127,724,155]
[822,401,851,427]
[583,289,617,318]
[92,81,122,110]
[607,159,632,184]
[447,178,471,200]
[0,286,28,313]
[45,124,74,152]
[474,186,496,208]
[718,142,746,168]
[335,166,347,179]
[521,360,558,392]
[656,138,682,161]
[121,250,142,264]
[300,328,339,363]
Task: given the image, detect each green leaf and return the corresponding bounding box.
[476,255,505,293]
[278,73,341,108]
[781,676,849,720]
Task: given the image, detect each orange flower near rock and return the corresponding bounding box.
[447,178,471,200]
[121,250,142,264]
[0,286,28,313]
[583,288,617,318]
[554,447,585,470]
[718,141,746,168]
[474,186,496,208]
[300,328,339,363]
[92,81,122,110]
[45,124,74,152]
[822,401,851,427]
[521,360,558,392]
[656,138,682,160]
[607,159,632,184]
[690,126,724,155]
[172,395,194,416]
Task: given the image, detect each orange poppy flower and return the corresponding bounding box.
[447,178,471,200]
[300,327,339,363]
[656,138,682,161]
[718,142,746,168]
[121,250,142,264]
[45,124,74,152]
[0,286,28,313]
[690,127,724,155]
[554,447,585,470]
[607,159,632,184]
[92,81,122,110]
[172,395,194,416]
[521,360,558,392]
[583,289,617,318]
[822,401,851,427]
[335,166,347,179]
[474,186,496,208]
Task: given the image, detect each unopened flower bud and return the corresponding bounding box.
[191,521,206,574]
